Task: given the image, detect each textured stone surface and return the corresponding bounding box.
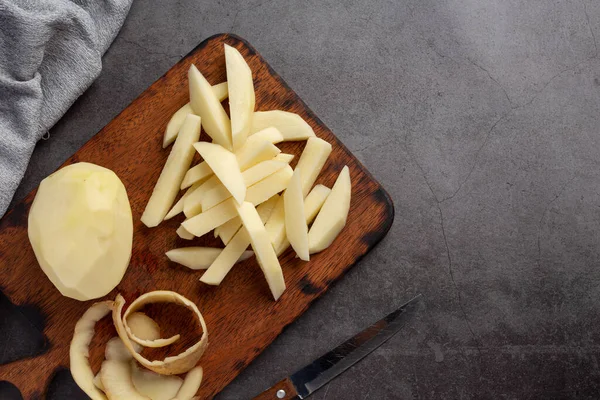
[10,0,600,398]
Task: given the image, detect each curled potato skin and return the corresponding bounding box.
[124,311,181,348]
[112,291,208,375]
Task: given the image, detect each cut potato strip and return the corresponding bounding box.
[193,142,246,205]
[166,247,253,270]
[112,291,208,375]
[225,44,255,151]
[212,81,229,102]
[235,131,283,170]
[183,175,222,218]
[276,184,330,255]
[184,166,292,235]
[275,153,294,163]
[250,110,315,141]
[163,82,227,148]
[182,199,238,237]
[216,216,242,245]
[177,226,195,240]
[142,114,201,227]
[201,160,289,211]
[70,301,112,400]
[308,166,351,253]
[165,182,202,221]
[100,360,149,400]
[188,64,232,149]
[201,195,279,285]
[284,169,309,260]
[295,137,332,197]
[163,103,194,148]
[181,162,213,190]
[264,196,286,250]
[174,366,203,400]
[236,202,286,300]
[131,361,184,400]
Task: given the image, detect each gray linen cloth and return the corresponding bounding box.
[0,0,133,217]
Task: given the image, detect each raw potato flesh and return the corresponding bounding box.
[276,184,330,255]
[183,165,292,234]
[236,202,286,300]
[162,82,227,148]
[200,195,279,285]
[284,169,309,260]
[105,336,142,361]
[201,160,289,211]
[165,182,201,220]
[295,137,332,196]
[215,216,243,245]
[141,114,201,227]
[264,196,286,250]
[193,142,246,205]
[235,129,283,169]
[131,361,184,400]
[188,64,232,149]
[250,110,315,141]
[100,360,150,400]
[181,162,213,190]
[29,162,133,301]
[112,292,208,375]
[166,247,253,270]
[225,44,255,150]
[177,226,195,240]
[174,366,203,400]
[275,153,294,163]
[70,301,112,400]
[308,166,351,253]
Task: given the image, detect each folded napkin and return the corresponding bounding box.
[0,0,133,217]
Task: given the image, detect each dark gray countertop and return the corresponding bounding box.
[11,0,600,398]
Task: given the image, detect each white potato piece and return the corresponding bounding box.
[215,216,242,245]
[250,110,315,141]
[236,140,282,171]
[70,301,112,400]
[175,366,203,400]
[308,166,351,253]
[131,362,183,400]
[166,247,253,270]
[29,163,133,301]
[193,142,246,205]
[163,103,194,148]
[163,83,228,148]
[165,182,202,221]
[276,184,330,255]
[142,114,201,227]
[185,165,292,224]
[264,196,286,250]
[176,226,195,240]
[212,81,229,102]
[100,360,149,400]
[201,195,279,285]
[284,169,309,260]
[225,44,255,150]
[295,137,332,196]
[188,64,232,149]
[275,153,294,163]
[201,160,289,211]
[183,176,221,218]
[182,198,239,237]
[236,202,286,300]
[181,162,213,190]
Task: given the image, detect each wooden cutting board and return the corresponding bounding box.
[0,34,393,399]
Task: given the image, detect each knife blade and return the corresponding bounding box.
[251,294,422,400]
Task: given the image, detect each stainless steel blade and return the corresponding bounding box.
[289,294,422,398]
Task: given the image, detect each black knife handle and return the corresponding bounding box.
[252,377,300,400]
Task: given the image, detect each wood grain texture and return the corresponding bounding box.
[0,34,393,399]
[252,377,299,400]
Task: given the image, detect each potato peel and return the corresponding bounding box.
[124,311,180,348]
[131,361,183,400]
[100,359,150,400]
[69,300,112,400]
[112,291,208,375]
[174,366,203,400]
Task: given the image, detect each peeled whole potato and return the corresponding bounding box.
[28,162,133,301]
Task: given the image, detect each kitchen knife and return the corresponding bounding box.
[251,294,422,399]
